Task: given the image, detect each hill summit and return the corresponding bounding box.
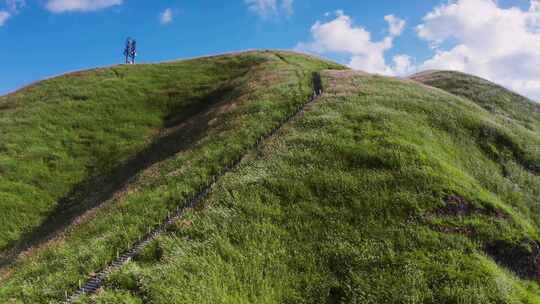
[1,51,540,303]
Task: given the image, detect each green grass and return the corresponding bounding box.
[410,71,540,175]
[0,52,260,252]
[0,51,343,303]
[410,71,540,130]
[1,53,540,303]
[82,71,540,304]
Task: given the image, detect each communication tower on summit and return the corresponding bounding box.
[123,37,137,64]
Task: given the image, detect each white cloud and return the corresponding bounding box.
[160,8,173,25]
[392,54,415,75]
[46,0,123,13]
[245,0,293,18]
[417,0,540,100]
[296,11,410,76]
[385,14,406,36]
[0,11,10,26]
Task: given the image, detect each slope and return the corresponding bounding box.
[410,71,540,199]
[410,70,540,128]
[0,53,258,254]
[0,51,343,303]
[80,70,540,304]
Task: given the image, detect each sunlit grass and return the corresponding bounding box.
[2,53,540,304]
[85,71,540,304]
[0,51,343,303]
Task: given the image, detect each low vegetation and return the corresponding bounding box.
[1,53,540,303]
[0,51,342,303]
[88,70,540,304]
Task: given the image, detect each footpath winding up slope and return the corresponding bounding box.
[1,52,540,303]
[84,70,540,304]
[65,71,325,304]
[0,51,342,303]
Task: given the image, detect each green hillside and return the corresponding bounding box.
[1,52,540,303]
[0,50,340,254]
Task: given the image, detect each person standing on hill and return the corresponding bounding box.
[313,72,323,96]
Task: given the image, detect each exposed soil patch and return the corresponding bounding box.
[431,225,474,236]
[167,217,194,232]
[0,267,13,284]
[323,70,370,79]
[434,195,507,219]
[485,240,540,283]
[321,70,370,97]
[436,195,474,217]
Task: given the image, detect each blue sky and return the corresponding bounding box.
[1,0,539,101]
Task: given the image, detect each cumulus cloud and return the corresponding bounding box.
[296,11,410,76]
[385,14,406,36]
[392,54,415,75]
[46,0,123,13]
[417,0,540,100]
[0,11,10,26]
[245,0,293,18]
[160,8,173,25]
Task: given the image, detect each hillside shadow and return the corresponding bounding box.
[485,240,540,283]
[0,85,238,269]
[475,124,540,176]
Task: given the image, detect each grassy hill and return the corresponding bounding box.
[1,52,540,303]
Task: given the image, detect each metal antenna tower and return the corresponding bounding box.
[123,37,137,64]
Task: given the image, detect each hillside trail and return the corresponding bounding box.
[64,72,325,304]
